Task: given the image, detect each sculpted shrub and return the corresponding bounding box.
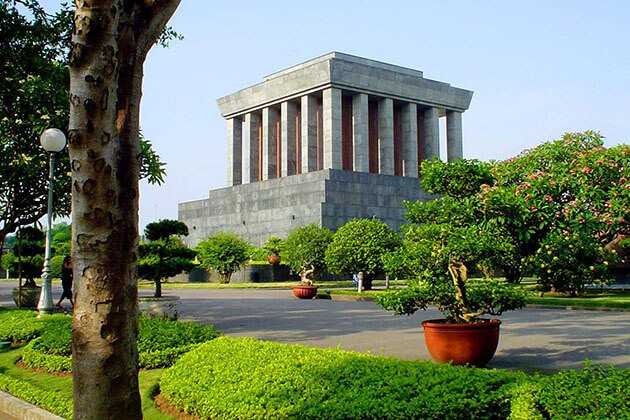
[325,218,400,290]
[197,232,250,283]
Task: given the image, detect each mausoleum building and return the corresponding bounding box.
[178,52,473,247]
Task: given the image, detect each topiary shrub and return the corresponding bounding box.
[282,224,332,285]
[197,232,250,283]
[20,314,221,372]
[325,218,400,290]
[50,255,64,279]
[160,336,527,420]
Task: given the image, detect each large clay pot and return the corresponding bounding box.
[292,285,318,299]
[267,255,281,265]
[13,286,41,308]
[421,318,501,368]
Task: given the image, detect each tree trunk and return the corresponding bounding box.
[68,2,180,419]
[155,279,162,298]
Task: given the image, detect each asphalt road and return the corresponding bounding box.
[2,282,629,371]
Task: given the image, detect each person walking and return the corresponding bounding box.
[56,256,73,308]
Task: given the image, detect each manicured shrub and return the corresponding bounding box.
[282,224,333,284]
[0,308,40,343]
[525,231,618,295]
[197,232,250,283]
[262,236,284,257]
[0,373,73,419]
[161,336,525,420]
[325,218,400,290]
[20,314,221,371]
[50,254,64,279]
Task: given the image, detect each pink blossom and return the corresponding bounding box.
[618,218,626,223]
[581,167,591,174]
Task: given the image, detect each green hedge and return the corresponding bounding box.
[0,308,40,343]
[0,373,73,419]
[160,337,526,420]
[20,313,221,371]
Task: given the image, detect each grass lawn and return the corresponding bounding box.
[0,347,173,420]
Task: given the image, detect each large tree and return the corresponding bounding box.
[0,1,167,252]
[68,1,181,419]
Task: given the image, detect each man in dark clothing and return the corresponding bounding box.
[56,256,73,308]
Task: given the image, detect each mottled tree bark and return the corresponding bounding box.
[68,1,180,419]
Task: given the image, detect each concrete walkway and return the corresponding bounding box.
[1,282,629,371]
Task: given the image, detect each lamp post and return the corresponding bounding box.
[37,128,66,316]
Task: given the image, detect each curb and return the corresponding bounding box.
[0,390,65,420]
[316,293,375,302]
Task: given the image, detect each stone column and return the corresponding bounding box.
[301,95,318,173]
[446,111,463,161]
[322,88,342,170]
[352,93,369,172]
[401,103,418,177]
[281,101,298,177]
[226,117,242,186]
[378,98,394,175]
[262,107,279,180]
[244,112,260,183]
[422,107,440,160]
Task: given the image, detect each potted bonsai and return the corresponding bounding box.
[263,237,284,265]
[283,224,332,299]
[138,219,196,319]
[377,223,527,367]
[197,232,250,283]
[2,227,45,308]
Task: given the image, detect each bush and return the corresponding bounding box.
[0,308,40,343]
[325,218,400,290]
[509,364,630,419]
[19,314,221,371]
[420,157,494,199]
[0,373,73,419]
[161,336,527,420]
[50,255,64,279]
[262,236,284,257]
[526,231,619,295]
[282,224,332,285]
[197,232,250,283]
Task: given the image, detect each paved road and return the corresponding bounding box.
[2,282,629,371]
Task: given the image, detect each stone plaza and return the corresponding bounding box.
[179,52,473,246]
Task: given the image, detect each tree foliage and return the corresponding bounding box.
[138,220,195,297]
[1,226,44,287]
[282,224,333,285]
[325,218,400,290]
[0,1,167,253]
[196,233,250,283]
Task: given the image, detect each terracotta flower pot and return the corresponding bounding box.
[421,318,501,368]
[292,285,318,299]
[267,255,281,265]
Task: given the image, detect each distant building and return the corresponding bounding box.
[179,52,473,246]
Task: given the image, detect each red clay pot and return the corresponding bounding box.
[421,318,501,368]
[267,255,281,265]
[292,285,318,299]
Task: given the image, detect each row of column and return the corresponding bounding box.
[227,88,464,186]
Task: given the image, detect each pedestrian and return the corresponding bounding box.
[56,256,73,308]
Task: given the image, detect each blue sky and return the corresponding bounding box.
[40,0,630,230]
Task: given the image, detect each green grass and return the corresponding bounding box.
[0,347,173,419]
[526,289,630,309]
[138,279,403,290]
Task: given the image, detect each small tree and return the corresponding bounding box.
[138,220,195,297]
[283,224,333,285]
[2,226,44,287]
[263,237,284,257]
[197,232,250,283]
[325,218,400,290]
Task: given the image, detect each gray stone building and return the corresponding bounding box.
[179,52,473,246]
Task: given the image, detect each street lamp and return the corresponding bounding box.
[37,128,66,316]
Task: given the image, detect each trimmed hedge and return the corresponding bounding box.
[0,308,41,343]
[0,373,73,419]
[20,313,221,372]
[160,337,526,420]
[161,337,630,420]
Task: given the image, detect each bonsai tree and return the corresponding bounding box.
[263,237,284,264]
[138,220,196,297]
[377,223,527,324]
[325,218,400,290]
[2,226,44,288]
[196,232,250,283]
[283,224,333,285]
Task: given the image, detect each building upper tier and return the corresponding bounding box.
[216,52,473,118]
